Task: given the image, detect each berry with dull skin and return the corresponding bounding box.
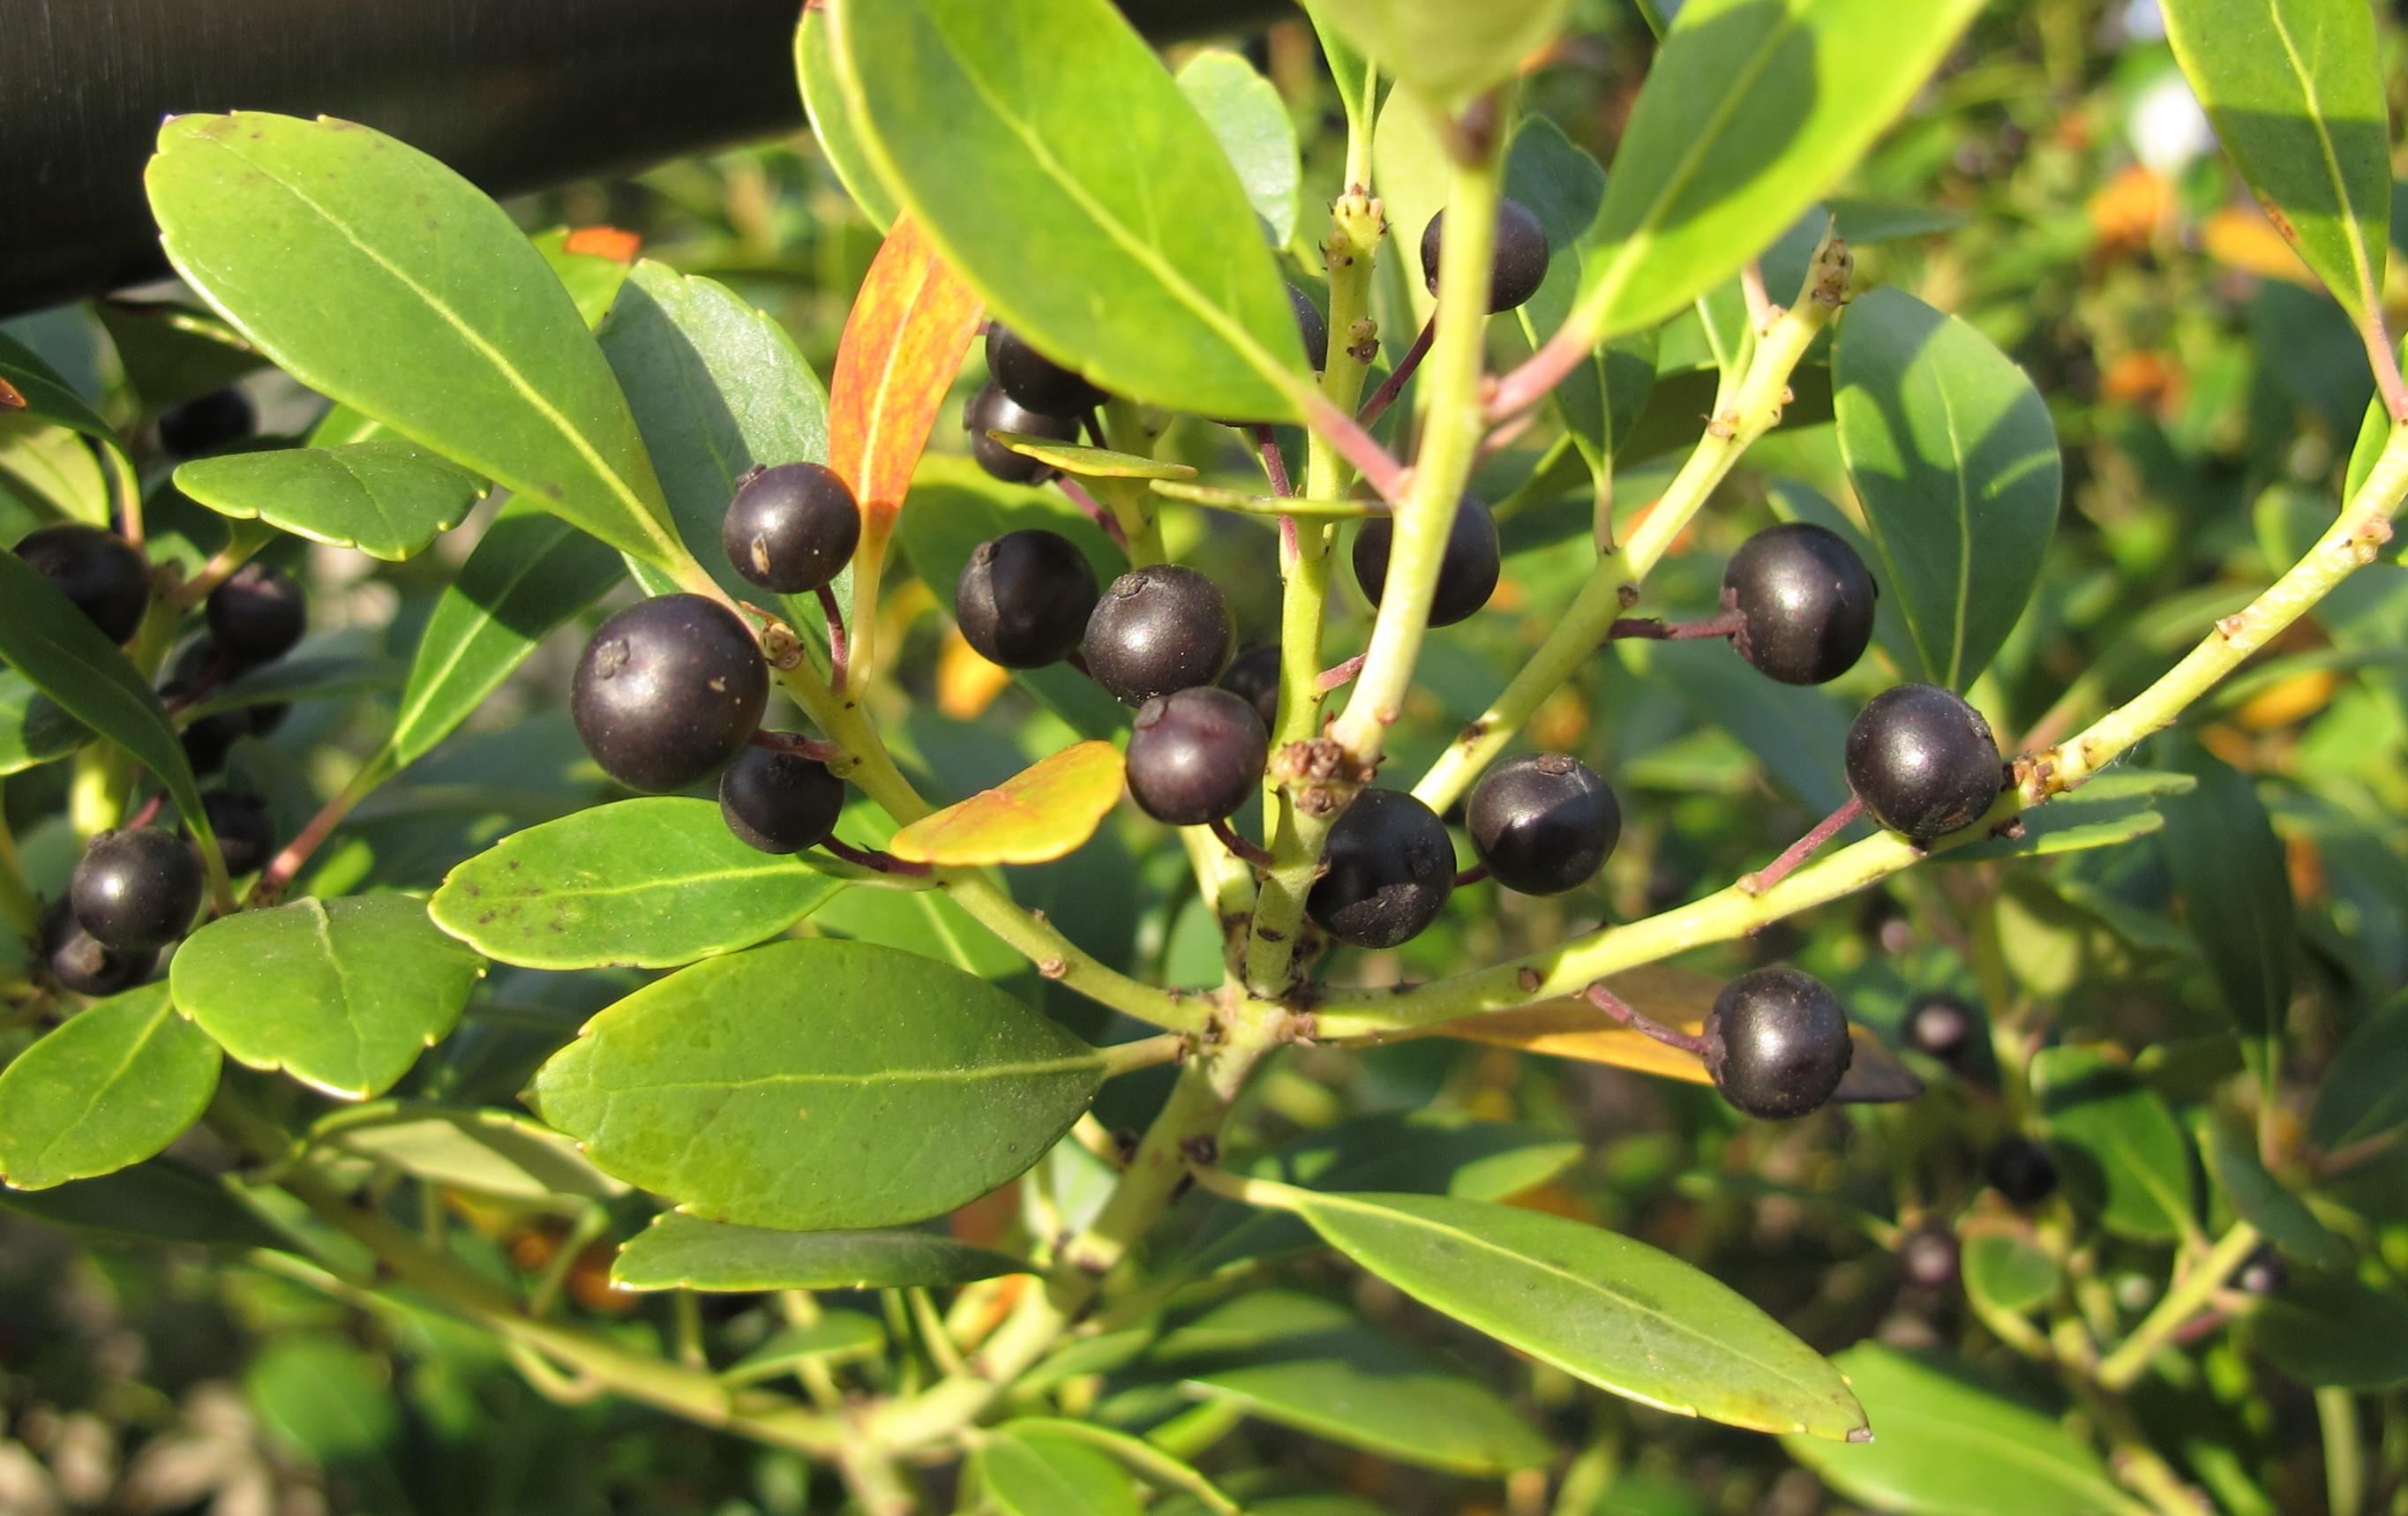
[71,828,204,953]
[1219,644,1282,730]
[964,382,1079,484]
[1467,753,1621,896]
[14,524,149,645]
[1125,687,1269,826]
[1352,496,1499,627]
[722,462,859,594]
[206,563,307,665]
[1900,1227,1961,1289]
[41,899,155,997]
[1706,965,1854,1120]
[1722,522,1877,686]
[719,747,845,854]
[571,595,768,793]
[1844,684,2006,845]
[158,387,256,456]
[956,529,1097,669]
[1421,198,1550,312]
[1986,1135,2059,1207]
[1307,790,1455,949]
[1903,992,1978,1068]
[198,789,275,876]
[986,322,1106,417]
[1083,565,1234,706]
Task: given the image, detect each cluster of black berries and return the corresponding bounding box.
[165,562,310,775]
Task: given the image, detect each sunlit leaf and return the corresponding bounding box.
[612,1212,1023,1292]
[0,987,221,1191]
[172,441,488,561]
[889,740,1125,866]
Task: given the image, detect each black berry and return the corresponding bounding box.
[1722,522,1877,686]
[1467,753,1621,896]
[158,388,256,457]
[1421,199,1550,312]
[1985,1135,2059,1207]
[40,899,155,998]
[1287,283,1331,371]
[1706,965,1854,1121]
[719,747,845,854]
[1083,565,1235,706]
[956,529,1098,669]
[1844,684,2006,845]
[1125,687,1269,826]
[179,710,248,777]
[1899,1227,1961,1289]
[1902,992,1979,1067]
[723,463,859,594]
[13,524,149,645]
[1306,789,1455,949]
[198,789,276,876]
[206,563,307,665]
[965,382,1080,484]
[986,323,1106,418]
[2235,1245,2288,1297]
[1219,644,1283,731]
[1351,496,1500,627]
[71,828,204,953]
[571,595,768,793]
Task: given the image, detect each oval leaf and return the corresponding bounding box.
[0,987,221,1191]
[2202,1118,2348,1269]
[0,1157,289,1251]
[0,669,90,776]
[1303,0,1566,103]
[986,435,1196,482]
[831,0,1305,422]
[170,895,488,1099]
[145,114,693,574]
[2249,1277,2408,1390]
[172,440,488,561]
[976,1426,1144,1516]
[1262,1185,1866,1440]
[430,797,845,970]
[314,1103,625,1203]
[1177,50,1301,246]
[2311,988,2408,1149]
[2158,743,2295,1051]
[531,939,1105,1229]
[0,330,130,459]
[889,740,1124,866]
[2032,1046,2195,1242]
[1834,287,2061,689]
[1961,1229,2061,1316]
[612,1212,1023,1292]
[722,1312,888,1385]
[797,5,900,229]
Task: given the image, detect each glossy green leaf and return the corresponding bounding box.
[0,669,89,774]
[1305,0,1566,102]
[1177,50,1301,247]
[172,440,487,561]
[171,895,488,1099]
[2249,1276,2408,1389]
[1960,1230,2060,1316]
[986,435,1196,482]
[797,6,899,229]
[807,866,1028,980]
[1645,637,1854,812]
[0,1156,289,1250]
[977,1425,1144,1516]
[184,652,404,721]
[2158,744,2294,1048]
[530,226,638,328]
[1507,118,1657,473]
[2311,988,2408,1148]
[1784,1345,2142,1515]
[429,798,844,970]
[721,1312,888,1385]
[1834,287,2060,689]
[2161,0,2389,328]
[0,417,112,525]
[1940,769,2194,864]
[1263,1186,1865,1439]
[1573,0,1983,342]
[614,1212,1022,1292]
[2202,1119,2348,1269]
[2031,1046,2194,1242]
[313,1102,625,1203]
[831,0,1306,422]
[387,502,626,767]
[145,113,692,573]
[1137,1290,1551,1475]
[0,987,221,1191]
[597,259,833,618]
[0,329,126,456]
[533,939,1104,1229]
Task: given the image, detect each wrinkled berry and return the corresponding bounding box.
[1844,684,2005,845]
[71,828,204,953]
[1307,790,1455,949]
[1467,753,1620,896]
[571,595,768,793]
[1084,565,1235,706]
[956,529,1098,670]
[1126,687,1269,826]
[723,462,859,594]
[1722,522,1877,686]
[13,524,149,645]
[1707,965,1854,1120]
[719,747,845,854]
[1352,496,1500,628]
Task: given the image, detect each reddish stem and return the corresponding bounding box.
[250,782,370,904]
[819,837,932,877]
[1452,863,1489,889]
[1607,609,1747,644]
[1055,478,1129,551]
[1251,427,1294,498]
[1487,326,1594,424]
[1210,817,1276,868]
[1741,793,1866,896]
[126,793,166,829]
[1313,653,1367,694]
[1584,980,1714,1059]
[1357,316,1436,429]
[814,586,850,691]
[1302,394,1407,504]
[750,729,844,764]
[1082,409,1109,451]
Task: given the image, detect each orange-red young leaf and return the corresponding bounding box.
[563,226,643,262]
[889,740,1124,867]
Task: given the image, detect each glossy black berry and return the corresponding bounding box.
[1903,992,1979,1067]
[986,323,1106,418]
[1985,1135,2059,1207]
[1844,684,2006,845]
[157,387,256,456]
[1421,198,1550,312]
[1219,644,1283,731]
[722,462,859,594]
[1467,753,1621,896]
[956,529,1098,669]
[1126,687,1269,826]
[1722,522,1877,686]
[965,382,1080,484]
[195,789,276,877]
[571,595,768,793]
[1306,789,1455,949]
[719,747,845,854]
[71,827,204,953]
[13,524,150,645]
[1084,565,1235,706]
[206,563,307,665]
[1705,965,1854,1121]
[40,899,155,998]
[2235,1245,2289,1297]
[1899,1227,1961,1289]
[1351,496,1500,628]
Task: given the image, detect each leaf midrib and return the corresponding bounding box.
[390,518,576,755]
[2263,0,2384,318]
[568,1055,1107,1095]
[17,996,183,1182]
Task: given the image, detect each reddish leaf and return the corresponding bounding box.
[562,226,643,262]
[889,740,1124,867]
[0,377,24,410]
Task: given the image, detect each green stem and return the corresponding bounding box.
[2097,1223,2261,1392]
[2321,1387,2365,1516]
[0,779,39,941]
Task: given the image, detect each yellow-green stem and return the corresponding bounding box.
[0,780,37,939]
[2096,1222,2261,1392]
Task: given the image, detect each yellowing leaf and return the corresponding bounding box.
[936,627,1013,718]
[2202,205,2318,287]
[889,740,1125,866]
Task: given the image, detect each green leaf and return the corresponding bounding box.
[976,1425,1144,1516]
[0,669,90,775]
[312,1102,625,1203]
[172,441,488,561]
[1507,119,1657,473]
[986,435,1196,483]
[2311,988,2408,1148]
[1939,769,2194,864]
[1644,637,1853,812]
[244,1338,405,1490]
[171,895,488,1099]
[429,798,844,971]
[597,260,833,619]
[831,0,1306,422]
[1261,1187,1865,1439]
[532,939,1104,1229]
[721,1311,888,1385]
[0,1155,289,1250]
[2202,1118,2348,1269]
[1961,1230,2060,1316]
[0,329,127,456]
[0,417,112,526]
[1573,0,1984,342]
[184,652,404,722]
[2031,1046,2195,1242]
[386,502,626,767]
[2157,744,2295,1048]
[145,113,692,574]
[2249,1276,2408,1389]
[2160,0,2390,329]
[1303,0,1567,102]
[1137,1290,1552,1475]
[1177,50,1302,247]
[0,987,221,1191]
[797,6,899,229]
[1783,1345,2142,1515]
[612,1212,1023,1292]
[1834,287,2061,689]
